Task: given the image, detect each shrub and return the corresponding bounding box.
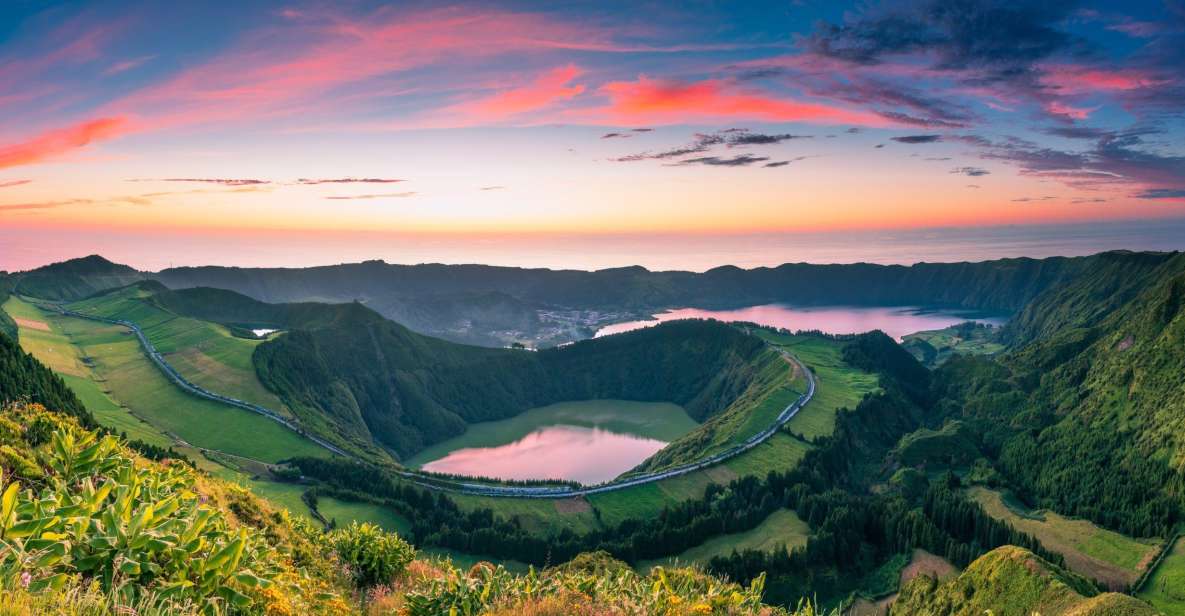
[329,522,415,587]
[0,426,286,612]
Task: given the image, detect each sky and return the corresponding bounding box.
[1,0,1184,270]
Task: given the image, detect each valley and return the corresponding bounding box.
[2,250,1184,615]
[407,400,698,484]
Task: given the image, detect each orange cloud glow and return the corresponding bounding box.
[596,77,892,126]
[0,116,131,169]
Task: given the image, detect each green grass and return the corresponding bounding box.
[636,509,810,571]
[1137,536,1185,615]
[5,297,175,448]
[243,479,316,521]
[757,332,880,441]
[317,496,412,536]
[59,373,173,447]
[725,432,812,477]
[968,487,1161,590]
[13,299,329,463]
[901,323,1005,367]
[450,492,601,535]
[406,399,697,468]
[67,288,293,418]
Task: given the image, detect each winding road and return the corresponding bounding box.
[38,301,815,499]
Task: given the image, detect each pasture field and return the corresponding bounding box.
[17,300,329,463]
[968,486,1161,590]
[636,509,810,571]
[1137,535,1185,616]
[316,496,413,536]
[4,297,173,447]
[756,331,880,440]
[450,492,601,535]
[67,288,292,417]
[243,479,316,521]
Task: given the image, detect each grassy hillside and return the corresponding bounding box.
[637,509,810,571]
[12,255,144,301]
[891,546,1157,616]
[4,295,329,463]
[968,487,1161,590]
[255,312,780,460]
[66,284,293,418]
[901,321,1004,367]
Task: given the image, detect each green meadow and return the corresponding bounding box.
[968,486,1161,590]
[636,508,810,571]
[67,287,293,417]
[5,296,328,463]
[757,331,880,441]
[1138,536,1185,616]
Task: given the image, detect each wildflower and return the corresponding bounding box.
[19,571,31,588]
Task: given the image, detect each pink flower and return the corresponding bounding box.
[19,571,31,588]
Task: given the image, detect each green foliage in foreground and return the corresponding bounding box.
[0,423,287,612]
[329,522,415,587]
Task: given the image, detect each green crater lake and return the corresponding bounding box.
[406,400,698,485]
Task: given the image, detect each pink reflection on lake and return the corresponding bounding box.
[419,425,667,485]
[597,305,1006,341]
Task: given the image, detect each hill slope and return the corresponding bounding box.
[154,252,1173,315]
[12,255,144,301]
[891,546,1157,616]
[255,315,782,459]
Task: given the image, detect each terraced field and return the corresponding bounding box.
[3,296,174,447]
[968,486,1161,590]
[67,287,292,417]
[3,296,329,463]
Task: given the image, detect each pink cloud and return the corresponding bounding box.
[452,65,585,121]
[0,117,131,170]
[1044,101,1096,120]
[1039,64,1168,94]
[0,179,32,188]
[594,77,892,127]
[103,8,632,133]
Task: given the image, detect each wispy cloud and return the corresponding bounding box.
[294,178,404,185]
[155,178,271,186]
[325,192,417,200]
[614,129,813,163]
[0,180,32,188]
[951,166,990,177]
[672,154,770,167]
[0,117,130,169]
[890,135,942,144]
